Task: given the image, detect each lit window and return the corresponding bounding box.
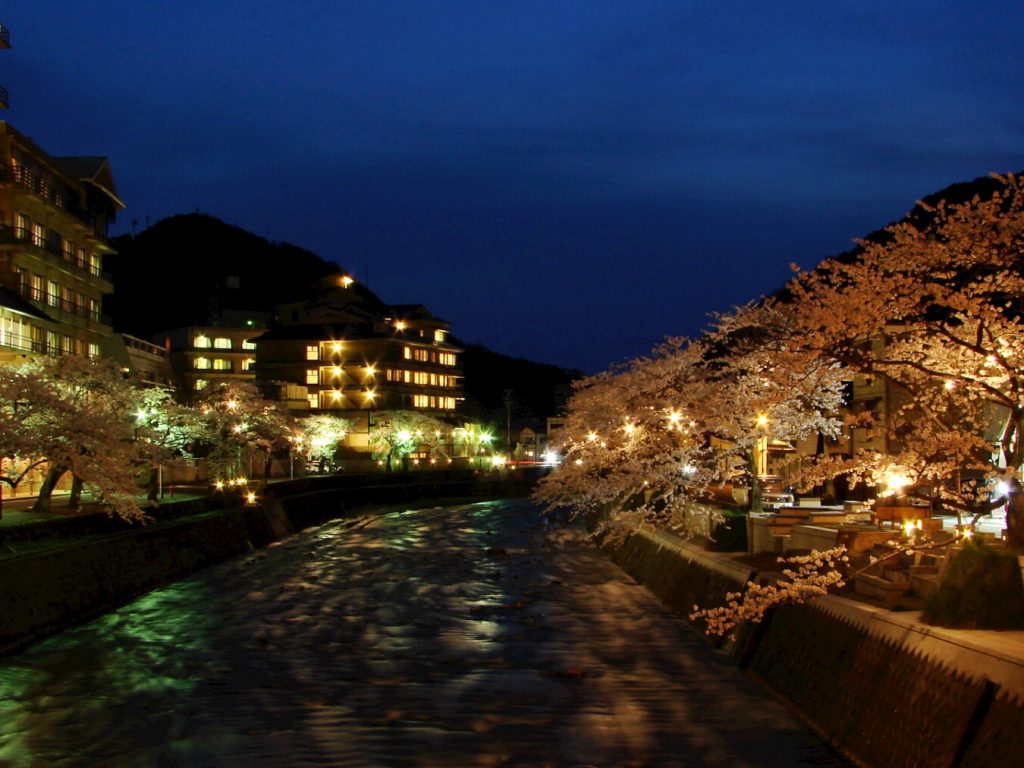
[63,240,74,261]
[46,330,58,354]
[47,280,59,307]
[31,223,45,247]
[194,335,212,349]
[212,359,231,370]
[242,340,256,351]
[307,393,319,409]
[194,357,211,370]
[61,335,74,355]
[413,394,429,408]
[306,369,319,384]
[306,345,319,360]
[213,337,232,349]
[242,358,254,371]
[195,379,209,391]
[403,347,412,360]
[88,342,99,358]
[403,370,411,383]
[434,329,446,342]
[440,353,456,366]
[89,254,101,276]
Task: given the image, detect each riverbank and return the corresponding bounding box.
[603,526,1024,768]
[0,470,541,655]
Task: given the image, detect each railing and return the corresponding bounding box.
[0,329,34,353]
[0,168,112,240]
[0,225,113,282]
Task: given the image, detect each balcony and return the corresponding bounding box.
[0,167,111,237]
[0,225,114,283]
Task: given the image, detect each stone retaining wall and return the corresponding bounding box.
[606,527,1024,768]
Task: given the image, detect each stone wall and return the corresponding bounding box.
[605,526,1024,768]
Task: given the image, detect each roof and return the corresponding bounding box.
[54,156,126,210]
[257,322,379,342]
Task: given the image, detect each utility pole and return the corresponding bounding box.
[503,389,514,453]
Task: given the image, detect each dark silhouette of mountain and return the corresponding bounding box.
[458,342,582,428]
[105,213,380,336]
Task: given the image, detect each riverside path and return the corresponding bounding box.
[0,499,846,767]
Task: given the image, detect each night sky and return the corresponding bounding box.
[6,2,1023,372]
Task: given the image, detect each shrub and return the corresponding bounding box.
[923,541,1024,629]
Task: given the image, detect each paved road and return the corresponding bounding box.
[0,499,845,767]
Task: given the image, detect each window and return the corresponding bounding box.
[46,330,58,354]
[89,298,100,321]
[89,253,101,276]
[307,393,319,409]
[242,339,256,351]
[439,353,457,366]
[242,358,255,371]
[403,346,412,360]
[88,342,100,358]
[403,370,411,383]
[62,240,74,262]
[441,397,456,410]
[46,280,59,307]
[31,223,45,247]
[212,359,231,370]
[194,335,212,349]
[413,394,429,408]
[434,329,446,342]
[195,379,209,391]
[213,337,232,349]
[61,286,74,313]
[61,335,74,355]
[306,369,319,384]
[194,357,211,370]
[413,371,428,385]
[29,274,44,302]
[306,345,319,361]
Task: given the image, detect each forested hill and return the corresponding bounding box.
[105,213,376,337]
[458,342,583,425]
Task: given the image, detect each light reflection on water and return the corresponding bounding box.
[0,500,524,767]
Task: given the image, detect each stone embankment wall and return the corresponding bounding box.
[604,528,1024,768]
[0,471,539,655]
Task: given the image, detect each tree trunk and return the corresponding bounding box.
[146,466,159,503]
[748,450,763,513]
[32,464,67,514]
[69,475,84,509]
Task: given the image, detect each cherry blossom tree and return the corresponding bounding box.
[0,356,147,520]
[772,173,1024,543]
[292,414,352,473]
[196,382,292,481]
[369,411,451,471]
[535,323,844,540]
[132,386,207,502]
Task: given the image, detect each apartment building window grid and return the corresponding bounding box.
[213,337,232,349]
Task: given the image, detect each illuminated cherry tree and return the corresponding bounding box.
[536,324,844,540]
[369,410,451,471]
[293,414,352,473]
[0,356,147,520]
[196,382,292,480]
[772,173,1024,542]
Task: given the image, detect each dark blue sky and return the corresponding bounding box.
[6,2,1023,372]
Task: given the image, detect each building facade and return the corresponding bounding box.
[0,122,123,363]
[155,313,267,399]
[255,285,463,448]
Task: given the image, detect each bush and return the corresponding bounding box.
[923,541,1024,629]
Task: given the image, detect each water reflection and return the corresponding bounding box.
[0,499,845,767]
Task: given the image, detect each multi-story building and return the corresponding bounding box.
[255,282,463,448]
[0,122,123,363]
[154,311,268,399]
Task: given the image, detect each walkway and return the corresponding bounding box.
[0,499,846,767]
